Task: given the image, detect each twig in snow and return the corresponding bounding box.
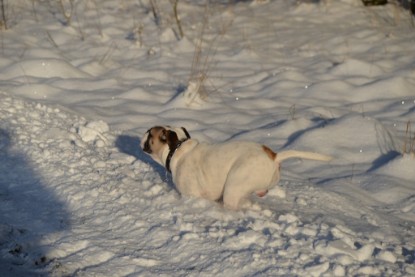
[149,0,160,26]
[59,0,74,26]
[0,0,7,29]
[170,0,184,39]
[402,120,415,158]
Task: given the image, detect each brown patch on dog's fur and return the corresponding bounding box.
[262,145,277,161]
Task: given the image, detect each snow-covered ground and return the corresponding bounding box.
[1,0,415,276]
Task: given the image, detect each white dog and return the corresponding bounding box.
[141,126,332,209]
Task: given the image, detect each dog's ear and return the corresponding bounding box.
[166,130,179,150]
[181,127,191,139]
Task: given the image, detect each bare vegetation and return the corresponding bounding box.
[0,0,7,29]
[184,4,233,106]
[59,0,74,26]
[170,0,184,39]
[402,121,415,157]
[149,0,161,26]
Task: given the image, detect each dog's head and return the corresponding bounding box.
[141,126,191,166]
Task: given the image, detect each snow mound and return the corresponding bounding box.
[308,76,413,103]
[330,59,384,77]
[375,154,415,181]
[77,120,111,146]
[0,59,90,80]
[289,114,397,164]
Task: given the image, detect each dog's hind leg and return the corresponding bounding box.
[222,169,265,210]
[223,187,245,210]
[222,157,279,209]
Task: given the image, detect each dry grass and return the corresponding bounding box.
[170,0,183,39]
[183,5,217,106]
[149,0,161,26]
[0,0,7,29]
[402,120,415,157]
[59,0,74,26]
[183,3,235,106]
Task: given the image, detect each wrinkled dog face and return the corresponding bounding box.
[141,126,190,165]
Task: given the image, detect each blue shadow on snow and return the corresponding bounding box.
[0,128,70,276]
[115,134,174,188]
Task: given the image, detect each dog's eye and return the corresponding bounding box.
[159,130,168,143]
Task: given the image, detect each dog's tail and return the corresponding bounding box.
[276,150,332,163]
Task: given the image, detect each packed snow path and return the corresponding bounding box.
[1,96,415,276]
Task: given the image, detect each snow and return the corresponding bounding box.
[1,0,415,276]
